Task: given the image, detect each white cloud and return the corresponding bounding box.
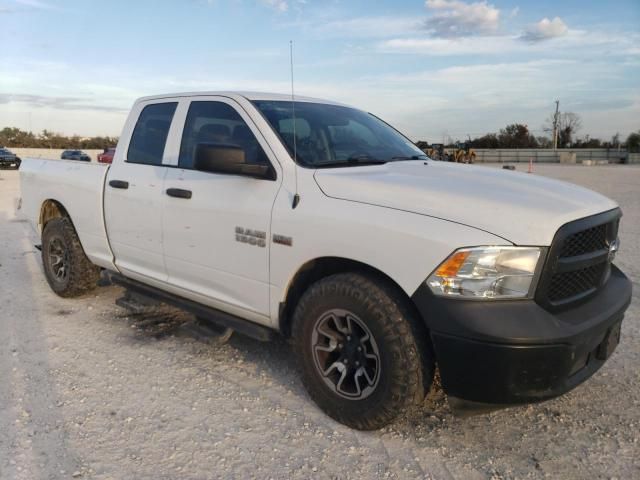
[424,0,500,37]
[259,0,288,12]
[379,29,639,57]
[12,0,53,9]
[0,93,127,113]
[312,16,423,38]
[380,35,512,55]
[521,17,569,42]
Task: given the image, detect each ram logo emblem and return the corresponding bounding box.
[608,238,619,262]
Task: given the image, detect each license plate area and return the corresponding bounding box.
[596,322,621,360]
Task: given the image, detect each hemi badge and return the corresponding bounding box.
[273,234,293,247]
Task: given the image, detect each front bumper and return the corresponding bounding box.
[0,157,20,167]
[411,265,632,404]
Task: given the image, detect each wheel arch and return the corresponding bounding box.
[39,199,71,232]
[279,256,428,338]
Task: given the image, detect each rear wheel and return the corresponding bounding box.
[41,217,100,297]
[292,272,433,430]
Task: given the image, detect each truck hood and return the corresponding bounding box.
[313,161,618,245]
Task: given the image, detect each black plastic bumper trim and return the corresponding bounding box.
[411,265,632,404]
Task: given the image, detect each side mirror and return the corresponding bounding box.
[193,143,273,180]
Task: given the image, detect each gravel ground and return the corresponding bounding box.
[0,164,638,480]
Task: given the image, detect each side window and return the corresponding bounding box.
[127,102,177,165]
[179,101,270,170]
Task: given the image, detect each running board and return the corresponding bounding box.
[105,271,275,342]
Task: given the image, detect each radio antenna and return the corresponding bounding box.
[290,40,300,209]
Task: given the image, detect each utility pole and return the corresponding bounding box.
[552,100,560,150]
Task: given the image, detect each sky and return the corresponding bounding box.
[1,0,639,142]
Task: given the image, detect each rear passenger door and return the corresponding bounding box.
[161,97,281,321]
[104,100,178,283]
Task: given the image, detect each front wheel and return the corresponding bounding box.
[41,217,100,297]
[292,273,433,430]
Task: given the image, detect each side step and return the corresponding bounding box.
[105,271,276,342]
[115,290,161,314]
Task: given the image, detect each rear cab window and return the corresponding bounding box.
[127,102,178,165]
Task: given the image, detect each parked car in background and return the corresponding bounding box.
[0,147,21,169]
[97,147,116,164]
[61,150,91,161]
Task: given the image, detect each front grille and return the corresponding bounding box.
[547,263,606,302]
[559,224,608,258]
[537,209,620,311]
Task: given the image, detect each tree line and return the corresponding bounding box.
[2,122,639,153]
[416,112,639,152]
[0,127,117,150]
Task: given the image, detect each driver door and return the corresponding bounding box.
[161,97,282,321]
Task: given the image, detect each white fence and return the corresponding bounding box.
[472,148,628,164]
[628,153,640,164]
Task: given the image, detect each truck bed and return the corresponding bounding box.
[19,158,115,270]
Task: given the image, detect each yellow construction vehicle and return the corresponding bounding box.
[451,142,476,163]
[424,143,474,163]
[427,143,445,161]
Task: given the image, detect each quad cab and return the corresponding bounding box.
[19,92,632,429]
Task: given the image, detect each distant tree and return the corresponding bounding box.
[0,127,37,147]
[39,129,55,148]
[469,133,500,148]
[536,136,552,148]
[544,112,582,147]
[573,135,603,148]
[497,124,538,148]
[610,133,621,150]
[415,140,430,151]
[626,130,640,152]
[0,126,117,149]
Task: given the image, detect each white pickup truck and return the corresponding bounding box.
[20,92,632,429]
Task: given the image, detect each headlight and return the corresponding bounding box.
[427,246,543,299]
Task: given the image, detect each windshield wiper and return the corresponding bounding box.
[315,157,388,168]
[390,155,428,161]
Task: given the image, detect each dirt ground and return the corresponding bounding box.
[1,164,638,480]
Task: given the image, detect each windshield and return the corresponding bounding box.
[252,100,426,168]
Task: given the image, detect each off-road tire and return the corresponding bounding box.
[292,272,434,430]
[41,217,100,297]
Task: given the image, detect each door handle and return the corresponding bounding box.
[109,180,129,189]
[166,188,192,199]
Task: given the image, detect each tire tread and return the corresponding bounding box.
[42,217,100,297]
[292,272,433,430]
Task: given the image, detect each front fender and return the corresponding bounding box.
[268,182,510,327]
